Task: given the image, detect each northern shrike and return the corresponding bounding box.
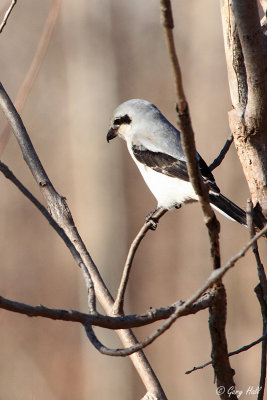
[107,99,246,226]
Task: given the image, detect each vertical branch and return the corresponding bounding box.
[160,0,220,268]
[160,0,186,112]
[255,285,267,400]
[247,200,267,399]
[208,285,236,398]
[160,1,237,397]
[247,200,267,303]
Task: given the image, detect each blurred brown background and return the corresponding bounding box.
[0,1,266,399]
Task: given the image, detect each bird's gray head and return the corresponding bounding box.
[107,99,160,143]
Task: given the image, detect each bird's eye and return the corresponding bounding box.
[113,114,131,126]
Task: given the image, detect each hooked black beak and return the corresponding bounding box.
[107,126,118,143]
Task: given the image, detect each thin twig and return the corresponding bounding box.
[160,0,186,112]
[0,161,97,313]
[248,197,267,399]
[247,200,267,303]
[209,134,233,171]
[255,285,267,400]
[185,330,267,374]
[249,207,267,293]
[249,199,267,400]
[113,207,167,315]
[0,162,77,253]
[0,0,62,156]
[0,0,16,34]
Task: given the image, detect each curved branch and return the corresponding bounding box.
[113,207,167,315]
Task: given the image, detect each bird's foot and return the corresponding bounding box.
[145,206,159,230]
[145,206,159,223]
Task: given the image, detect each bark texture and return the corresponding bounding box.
[221,0,267,218]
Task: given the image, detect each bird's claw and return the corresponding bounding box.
[149,218,158,230]
[145,207,159,230]
[145,207,158,223]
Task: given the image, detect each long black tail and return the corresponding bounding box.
[209,192,247,226]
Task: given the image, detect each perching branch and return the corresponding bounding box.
[113,207,167,315]
[0,0,17,34]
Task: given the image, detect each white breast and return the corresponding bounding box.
[128,146,198,209]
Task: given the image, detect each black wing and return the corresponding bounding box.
[132,144,219,192]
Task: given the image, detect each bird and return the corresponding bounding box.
[106,99,247,226]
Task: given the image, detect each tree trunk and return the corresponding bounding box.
[220,0,267,219]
